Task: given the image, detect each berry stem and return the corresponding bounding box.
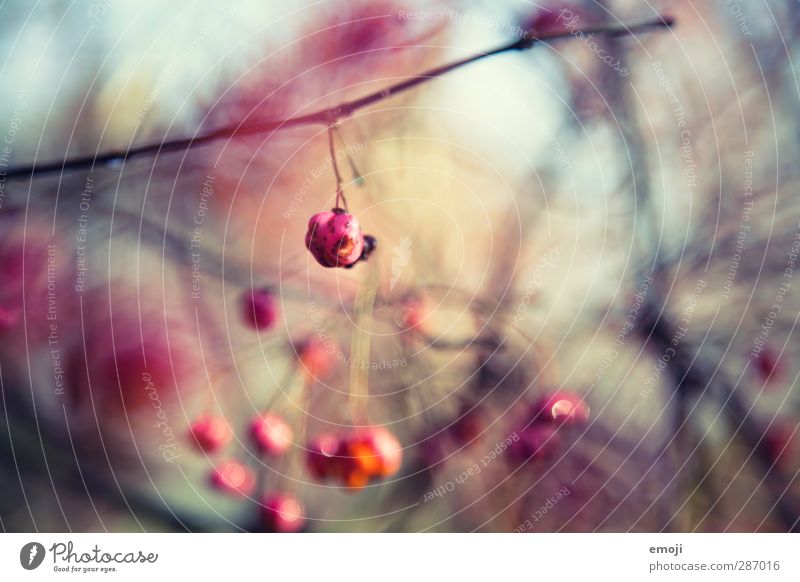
[327,123,347,211]
[333,124,363,185]
[2,16,674,181]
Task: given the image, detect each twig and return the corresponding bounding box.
[327,124,347,210]
[2,16,673,181]
[637,299,800,532]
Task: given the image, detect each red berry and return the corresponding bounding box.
[304,209,364,268]
[763,423,795,467]
[295,337,335,379]
[755,347,782,386]
[189,415,231,454]
[338,427,403,489]
[241,288,277,331]
[449,406,484,445]
[362,427,403,477]
[306,433,342,480]
[250,413,292,456]
[69,306,197,417]
[209,461,255,496]
[261,493,305,533]
[306,428,403,488]
[531,391,590,426]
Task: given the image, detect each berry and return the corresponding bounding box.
[344,234,377,269]
[209,461,255,496]
[763,423,795,467]
[395,295,428,333]
[531,391,590,426]
[449,406,484,445]
[338,427,403,489]
[305,208,364,268]
[261,493,305,533]
[306,427,403,489]
[755,347,782,386]
[250,413,293,456]
[306,433,341,479]
[189,415,231,454]
[68,302,198,418]
[241,288,277,331]
[295,337,335,379]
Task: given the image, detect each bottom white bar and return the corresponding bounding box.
[0,533,796,580]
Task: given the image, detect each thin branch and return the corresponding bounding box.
[637,299,800,532]
[327,124,347,210]
[2,16,674,181]
[333,124,363,185]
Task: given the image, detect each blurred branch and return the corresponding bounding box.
[3,16,673,181]
[0,382,220,532]
[637,299,800,532]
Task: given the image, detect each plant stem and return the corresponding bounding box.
[327,124,346,210]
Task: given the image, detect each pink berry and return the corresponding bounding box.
[189,415,231,453]
[210,461,255,496]
[250,413,293,456]
[261,493,305,533]
[306,433,342,480]
[241,288,278,331]
[70,306,197,417]
[395,295,429,333]
[755,347,782,386]
[0,306,19,332]
[531,391,590,426]
[295,337,335,379]
[342,426,403,483]
[304,208,364,268]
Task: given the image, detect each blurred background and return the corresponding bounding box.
[0,0,798,532]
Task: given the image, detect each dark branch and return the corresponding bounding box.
[2,16,673,181]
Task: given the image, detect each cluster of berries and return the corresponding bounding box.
[307,426,403,489]
[189,412,304,532]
